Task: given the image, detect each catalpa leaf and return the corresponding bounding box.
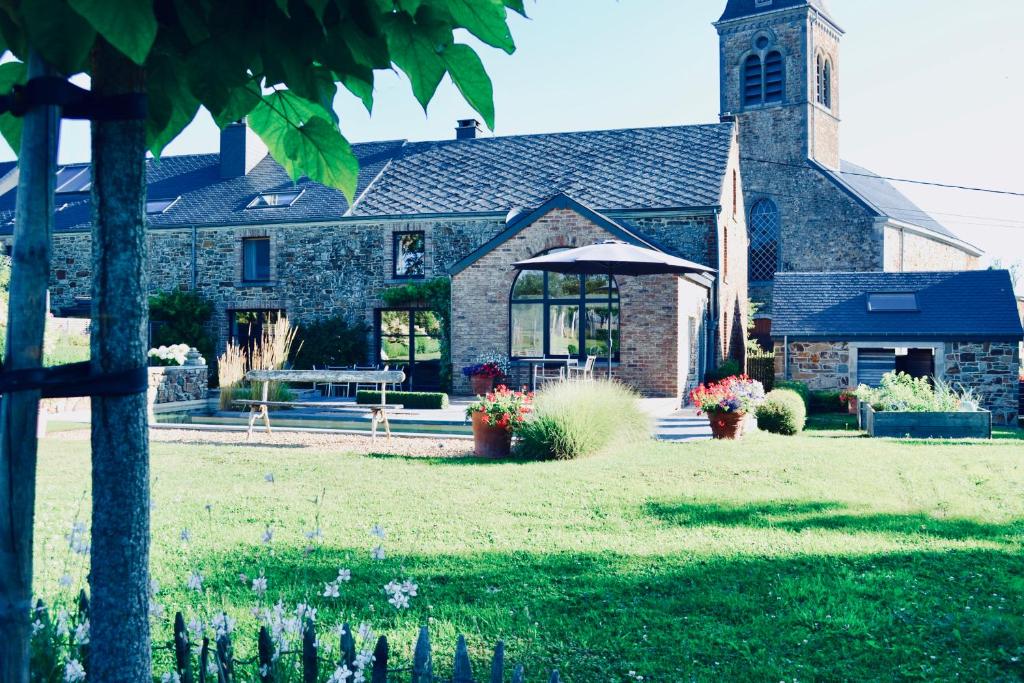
[68,0,157,65]
[382,11,449,110]
[21,0,96,74]
[146,52,200,157]
[0,60,26,155]
[445,43,493,129]
[441,0,514,54]
[248,90,358,199]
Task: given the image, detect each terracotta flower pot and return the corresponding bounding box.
[470,374,495,396]
[847,396,859,415]
[472,411,512,458]
[707,410,746,440]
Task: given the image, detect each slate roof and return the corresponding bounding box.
[0,123,735,234]
[348,123,735,216]
[717,0,834,23]
[819,160,977,251]
[772,270,1024,341]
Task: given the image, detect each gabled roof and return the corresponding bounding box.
[448,194,666,276]
[772,270,1024,342]
[349,123,735,216]
[815,160,982,255]
[717,0,834,24]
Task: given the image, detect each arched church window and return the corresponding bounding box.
[510,259,619,361]
[742,55,763,106]
[749,199,780,282]
[822,58,832,108]
[763,51,784,103]
[816,54,824,104]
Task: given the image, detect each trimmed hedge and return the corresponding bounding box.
[774,380,809,408]
[356,390,449,409]
[809,389,845,414]
[755,389,807,435]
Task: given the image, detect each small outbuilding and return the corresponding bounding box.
[771,270,1024,424]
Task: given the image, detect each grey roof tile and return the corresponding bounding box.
[772,270,1024,341]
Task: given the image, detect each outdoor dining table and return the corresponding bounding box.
[515,357,578,391]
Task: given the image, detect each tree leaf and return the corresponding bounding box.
[503,0,527,17]
[444,43,493,129]
[146,52,200,157]
[68,0,157,65]
[247,90,358,199]
[382,11,450,110]
[341,71,374,113]
[304,0,329,22]
[0,60,26,155]
[210,83,262,129]
[20,0,96,74]
[173,0,211,44]
[440,0,514,54]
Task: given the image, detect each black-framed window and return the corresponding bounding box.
[228,309,283,353]
[242,237,271,282]
[509,267,620,361]
[393,231,425,279]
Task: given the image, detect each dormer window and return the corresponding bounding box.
[146,197,180,215]
[247,189,303,209]
[867,292,918,312]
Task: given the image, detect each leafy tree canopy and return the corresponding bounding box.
[0,0,524,199]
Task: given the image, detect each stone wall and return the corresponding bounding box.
[944,342,1020,425]
[148,365,209,405]
[774,340,850,390]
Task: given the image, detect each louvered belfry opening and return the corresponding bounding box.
[742,50,784,106]
[764,51,784,102]
[743,54,763,106]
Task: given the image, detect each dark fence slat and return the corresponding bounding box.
[173,612,194,683]
[257,625,274,683]
[548,671,561,683]
[453,634,473,683]
[511,663,525,683]
[370,636,388,683]
[216,629,234,683]
[490,640,505,683]
[339,622,356,670]
[199,637,210,683]
[77,589,90,675]
[302,618,317,683]
[412,625,433,683]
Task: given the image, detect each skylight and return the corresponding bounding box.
[55,166,91,193]
[867,292,919,312]
[146,197,180,215]
[247,189,303,209]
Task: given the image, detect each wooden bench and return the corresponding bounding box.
[237,369,406,444]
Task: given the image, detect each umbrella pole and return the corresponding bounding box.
[607,265,613,380]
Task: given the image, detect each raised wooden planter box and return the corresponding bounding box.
[863,404,992,439]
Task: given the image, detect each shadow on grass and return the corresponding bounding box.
[802,414,1024,445]
[362,451,526,466]
[643,498,1024,541]
[176,538,1024,682]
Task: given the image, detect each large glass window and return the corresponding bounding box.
[749,199,780,282]
[242,237,271,282]
[510,266,619,360]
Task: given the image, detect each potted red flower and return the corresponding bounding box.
[466,385,532,458]
[840,389,858,415]
[462,361,505,395]
[689,376,765,439]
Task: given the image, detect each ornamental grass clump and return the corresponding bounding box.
[755,388,807,435]
[217,342,247,411]
[514,380,649,460]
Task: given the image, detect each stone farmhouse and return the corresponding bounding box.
[0,0,1017,408]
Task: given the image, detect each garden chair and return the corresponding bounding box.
[326,365,353,397]
[566,355,597,381]
[533,363,567,388]
[354,365,380,393]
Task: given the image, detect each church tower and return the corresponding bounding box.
[716,0,842,169]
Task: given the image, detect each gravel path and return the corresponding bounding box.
[50,426,475,457]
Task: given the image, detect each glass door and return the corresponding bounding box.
[376,308,442,391]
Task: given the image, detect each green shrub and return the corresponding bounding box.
[774,380,809,408]
[356,390,449,409]
[809,390,845,414]
[149,290,215,362]
[704,358,742,383]
[755,389,807,435]
[291,316,369,369]
[515,380,649,460]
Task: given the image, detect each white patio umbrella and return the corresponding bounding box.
[512,240,716,379]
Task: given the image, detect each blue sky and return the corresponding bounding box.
[5,0,1023,282]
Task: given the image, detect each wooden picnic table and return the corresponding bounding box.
[237,369,406,444]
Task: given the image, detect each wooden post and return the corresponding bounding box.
[412,626,433,683]
[301,617,317,683]
[489,641,505,683]
[339,622,356,670]
[257,625,273,683]
[510,663,525,683]
[198,637,210,683]
[173,612,195,683]
[370,636,388,683]
[0,50,60,683]
[453,634,473,683]
[216,628,234,682]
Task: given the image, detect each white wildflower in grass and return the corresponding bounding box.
[161,672,182,683]
[295,602,317,623]
[384,578,418,610]
[180,528,191,543]
[252,575,268,597]
[66,522,90,556]
[31,619,44,636]
[150,600,166,621]
[187,616,204,642]
[387,592,410,609]
[264,472,275,483]
[323,582,340,598]
[64,659,86,683]
[355,648,374,668]
[327,664,353,683]
[357,622,374,642]
[149,578,161,596]
[370,545,385,561]
[211,612,236,637]
[401,580,418,597]
[58,574,73,588]
[74,619,90,645]
[55,609,70,637]
[337,568,351,582]
[187,571,204,592]
[370,524,385,539]
[239,573,249,585]
[304,527,323,541]
[261,527,274,545]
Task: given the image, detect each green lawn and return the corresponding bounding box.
[33,417,1024,681]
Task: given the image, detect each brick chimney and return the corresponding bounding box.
[455,118,481,140]
[220,121,268,178]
